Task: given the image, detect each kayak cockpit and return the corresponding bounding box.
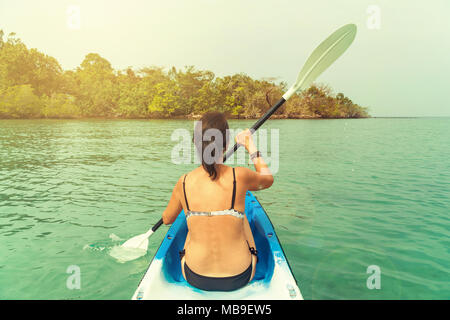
[160,192,275,284]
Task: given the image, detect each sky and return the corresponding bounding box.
[1,0,449,117]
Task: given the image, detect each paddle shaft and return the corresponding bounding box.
[223,97,286,162]
[151,96,287,233]
[152,218,163,232]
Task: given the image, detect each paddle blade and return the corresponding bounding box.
[109,245,147,263]
[108,232,151,263]
[121,232,151,250]
[283,24,357,100]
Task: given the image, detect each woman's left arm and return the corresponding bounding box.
[162,177,183,225]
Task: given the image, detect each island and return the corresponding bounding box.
[0,30,369,120]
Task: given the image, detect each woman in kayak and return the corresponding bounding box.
[162,112,274,291]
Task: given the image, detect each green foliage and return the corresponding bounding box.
[0,30,369,119]
[41,93,81,118]
[300,85,369,118]
[0,85,41,118]
[0,32,63,97]
[148,81,182,117]
[74,53,119,117]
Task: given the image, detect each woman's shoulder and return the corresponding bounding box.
[178,167,201,182]
[184,167,202,177]
[230,166,252,181]
[174,169,196,195]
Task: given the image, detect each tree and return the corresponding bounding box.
[75,53,119,116]
[0,32,63,96]
[148,81,182,117]
[0,29,4,50]
[172,66,215,115]
[0,85,41,118]
[41,93,81,118]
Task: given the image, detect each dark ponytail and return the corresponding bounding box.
[193,112,229,180]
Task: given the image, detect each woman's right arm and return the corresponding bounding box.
[235,129,274,191]
[162,176,183,225]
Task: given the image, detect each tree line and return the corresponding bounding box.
[0,30,369,119]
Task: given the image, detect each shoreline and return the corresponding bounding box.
[0,114,372,120]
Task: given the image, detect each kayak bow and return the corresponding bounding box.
[132,191,303,300]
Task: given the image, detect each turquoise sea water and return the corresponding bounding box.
[0,118,449,299]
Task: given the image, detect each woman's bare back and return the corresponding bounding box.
[180,165,253,277]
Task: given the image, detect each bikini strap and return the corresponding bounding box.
[230,168,236,209]
[183,174,190,211]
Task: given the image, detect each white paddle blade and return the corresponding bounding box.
[122,232,151,250]
[109,245,147,263]
[108,233,151,263]
[283,24,357,100]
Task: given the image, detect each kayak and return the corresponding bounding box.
[131,191,303,300]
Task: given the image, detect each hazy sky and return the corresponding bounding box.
[1,0,449,116]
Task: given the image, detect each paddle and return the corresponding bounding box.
[120,23,357,254]
[121,219,163,250]
[224,23,357,161]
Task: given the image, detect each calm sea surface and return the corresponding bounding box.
[0,118,449,299]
